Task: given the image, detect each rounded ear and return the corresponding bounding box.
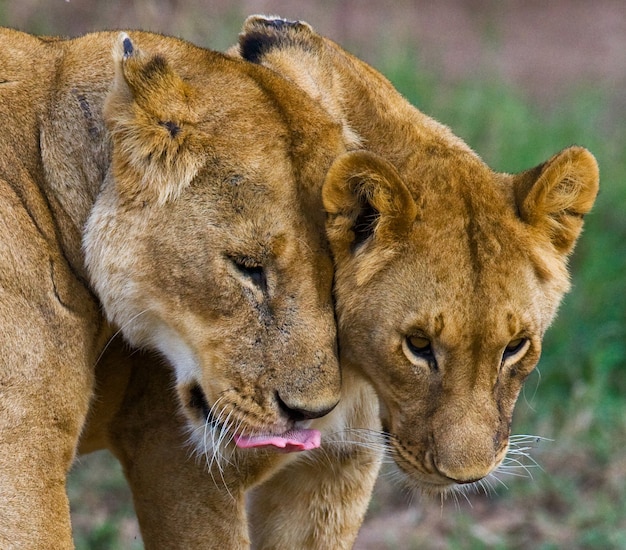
[105,33,203,205]
[235,15,364,148]
[515,146,599,254]
[323,150,418,274]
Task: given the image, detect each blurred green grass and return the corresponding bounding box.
[68,452,142,550]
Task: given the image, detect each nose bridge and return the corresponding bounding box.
[447,329,499,390]
[263,224,340,412]
[269,290,341,413]
[445,339,481,391]
[434,353,500,482]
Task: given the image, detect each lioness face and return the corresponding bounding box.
[85,34,343,453]
[121,156,339,449]
[324,148,598,493]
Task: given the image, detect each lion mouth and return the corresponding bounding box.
[187,382,321,453]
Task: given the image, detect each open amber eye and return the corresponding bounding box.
[405,334,434,358]
[407,335,431,354]
[403,334,437,369]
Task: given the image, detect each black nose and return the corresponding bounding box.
[276,393,337,422]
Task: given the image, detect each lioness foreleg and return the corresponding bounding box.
[97,344,251,550]
[0,198,100,548]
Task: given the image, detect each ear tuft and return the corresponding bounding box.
[105,35,203,205]
[323,151,417,282]
[515,146,599,254]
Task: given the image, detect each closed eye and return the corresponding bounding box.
[229,256,267,294]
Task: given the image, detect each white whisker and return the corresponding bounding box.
[381,431,552,508]
[202,394,239,501]
[92,308,151,369]
[522,367,541,411]
[489,472,509,490]
[487,433,549,489]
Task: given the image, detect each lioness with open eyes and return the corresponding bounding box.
[234,15,598,548]
[77,16,598,550]
[0,26,378,548]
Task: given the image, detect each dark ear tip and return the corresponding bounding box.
[265,17,299,29]
[246,15,301,29]
[123,37,134,58]
[239,15,315,62]
[117,33,134,59]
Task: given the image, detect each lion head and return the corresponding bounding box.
[235,16,599,492]
[84,32,346,454]
[322,147,598,490]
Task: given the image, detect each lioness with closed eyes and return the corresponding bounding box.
[0,26,371,548]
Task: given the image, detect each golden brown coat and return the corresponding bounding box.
[70,17,597,549]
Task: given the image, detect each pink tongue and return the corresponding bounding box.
[234,429,321,453]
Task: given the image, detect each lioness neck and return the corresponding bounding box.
[254,36,474,167]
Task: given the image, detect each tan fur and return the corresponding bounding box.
[232,13,599,536]
[42,18,598,549]
[0,27,366,548]
[76,18,599,550]
[84,339,380,549]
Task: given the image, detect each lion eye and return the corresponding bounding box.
[502,337,528,360]
[403,334,437,370]
[405,333,433,356]
[407,335,431,354]
[230,257,267,293]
